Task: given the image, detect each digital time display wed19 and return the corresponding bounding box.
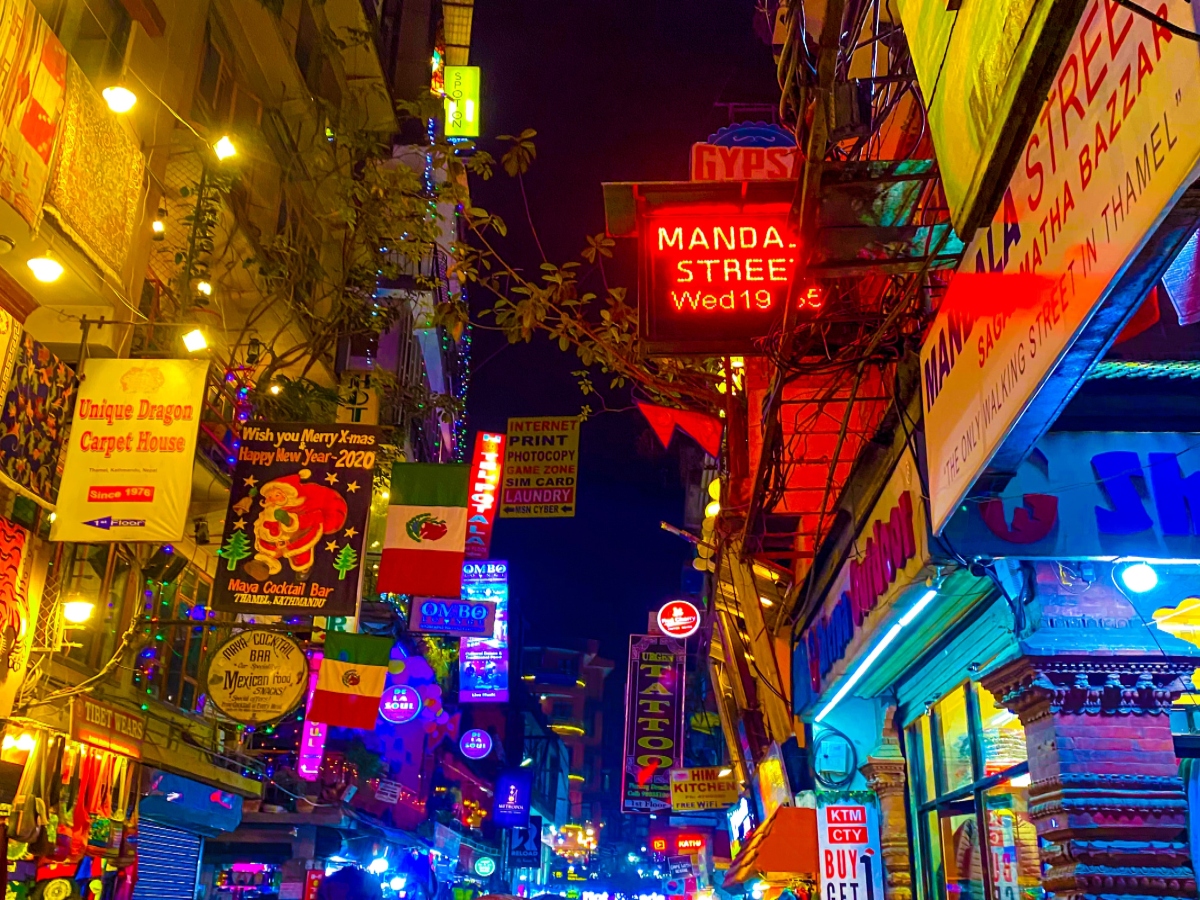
[640,211,820,354]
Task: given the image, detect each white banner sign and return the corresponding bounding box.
[921,0,1200,532]
[816,796,885,900]
[53,358,208,542]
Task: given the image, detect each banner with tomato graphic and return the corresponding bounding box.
[212,422,380,616]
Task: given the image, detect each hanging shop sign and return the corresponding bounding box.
[921,0,1200,534]
[657,600,701,639]
[510,815,543,867]
[669,766,739,812]
[411,597,497,637]
[375,779,401,804]
[690,123,801,183]
[465,431,505,559]
[460,561,510,702]
[943,431,1200,559]
[793,450,926,711]
[205,631,309,726]
[500,417,581,518]
[896,0,1085,236]
[444,65,481,137]
[212,423,380,616]
[640,206,804,355]
[460,729,493,759]
[493,769,533,827]
[379,685,423,724]
[754,742,792,822]
[71,698,145,758]
[815,794,885,900]
[52,359,208,542]
[474,856,496,878]
[620,634,687,814]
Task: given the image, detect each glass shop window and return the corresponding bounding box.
[906,682,1044,900]
[44,542,132,670]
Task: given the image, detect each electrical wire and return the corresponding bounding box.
[1111,0,1200,40]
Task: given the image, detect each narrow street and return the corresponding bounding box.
[0,2,1194,900]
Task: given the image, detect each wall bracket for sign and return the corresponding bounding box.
[603,164,963,356]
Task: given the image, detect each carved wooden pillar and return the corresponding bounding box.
[983,654,1197,900]
[862,707,912,900]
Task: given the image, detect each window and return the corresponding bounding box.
[32,0,130,83]
[44,542,132,669]
[906,683,1043,900]
[194,21,262,130]
[132,561,225,714]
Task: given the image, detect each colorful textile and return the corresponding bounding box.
[307,632,393,730]
[45,60,144,279]
[0,0,67,225]
[377,463,469,598]
[637,401,724,457]
[0,332,76,503]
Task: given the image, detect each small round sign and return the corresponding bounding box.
[657,600,701,639]
[460,728,493,760]
[474,856,496,877]
[379,685,422,724]
[204,631,309,726]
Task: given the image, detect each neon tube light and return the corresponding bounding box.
[815,589,936,723]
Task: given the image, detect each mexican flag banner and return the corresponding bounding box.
[307,632,393,729]
[376,463,469,598]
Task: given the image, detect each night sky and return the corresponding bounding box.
[466,0,774,664]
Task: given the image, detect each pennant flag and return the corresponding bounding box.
[377,463,469,597]
[307,632,392,729]
[637,402,724,458]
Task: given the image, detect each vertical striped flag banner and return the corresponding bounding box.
[307,633,392,729]
[377,463,469,597]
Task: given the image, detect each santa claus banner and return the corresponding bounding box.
[212,422,380,616]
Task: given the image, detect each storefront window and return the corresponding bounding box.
[936,685,974,793]
[907,683,1044,900]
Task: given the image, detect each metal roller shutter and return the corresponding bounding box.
[132,820,203,900]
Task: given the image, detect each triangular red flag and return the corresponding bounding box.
[637,402,723,457]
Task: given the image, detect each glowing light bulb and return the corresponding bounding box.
[182,329,208,353]
[102,85,137,113]
[214,135,237,160]
[27,256,63,282]
[1121,562,1158,593]
[62,600,95,624]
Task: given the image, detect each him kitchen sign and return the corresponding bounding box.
[411,598,497,637]
[944,431,1200,559]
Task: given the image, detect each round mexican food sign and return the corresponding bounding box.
[205,631,309,725]
[657,599,701,639]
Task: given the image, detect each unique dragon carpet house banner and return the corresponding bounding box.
[212,423,380,616]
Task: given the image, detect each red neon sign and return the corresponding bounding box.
[640,209,820,353]
[464,431,505,560]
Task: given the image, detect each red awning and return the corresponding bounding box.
[724,806,820,886]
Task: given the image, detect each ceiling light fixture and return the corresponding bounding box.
[27,255,63,283]
[102,85,137,113]
[815,588,937,723]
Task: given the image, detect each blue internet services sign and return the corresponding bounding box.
[411,598,497,637]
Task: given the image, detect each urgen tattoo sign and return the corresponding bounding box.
[212,423,381,616]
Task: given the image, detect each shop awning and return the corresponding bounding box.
[724,806,820,886]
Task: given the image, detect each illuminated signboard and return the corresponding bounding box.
[620,634,686,813]
[298,651,327,781]
[460,561,510,702]
[465,432,505,559]
[379,685,422,725]
[460,728,493,759]
[636,202,823,355]
[444,66,480,138]
[657,600,701,639]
